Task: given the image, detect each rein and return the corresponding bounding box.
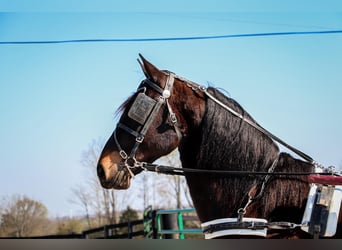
[140,162,337,177]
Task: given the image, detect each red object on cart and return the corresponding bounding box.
[308,174,342,185]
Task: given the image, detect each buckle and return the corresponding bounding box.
[119,150,128,160]
[136,135,144,143]
[170,113,178,124]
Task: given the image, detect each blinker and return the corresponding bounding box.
[128,93,157,125]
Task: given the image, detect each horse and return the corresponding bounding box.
[97,54,342,239]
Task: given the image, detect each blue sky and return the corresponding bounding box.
[0,1,342,217]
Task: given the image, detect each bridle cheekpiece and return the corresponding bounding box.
[113,72,181,178]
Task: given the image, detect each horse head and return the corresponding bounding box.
[97,54,205,189]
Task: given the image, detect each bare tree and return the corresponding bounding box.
[153,150,193,209]
[70,184,92,228]
[72,138,122,226]
[0,194,52,237]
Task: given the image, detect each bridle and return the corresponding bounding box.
[113,72,182,178]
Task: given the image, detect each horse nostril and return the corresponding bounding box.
[97,164,105,179]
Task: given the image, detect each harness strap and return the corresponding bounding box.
[202,220,301,234]
[137,96,165,142]
[251,156,280,201]
[144,78,164,94]
[142,163,330,176]
[117,123,142,139]
[166,99,182,140]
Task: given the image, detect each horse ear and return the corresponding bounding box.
[137,55,149,78]
[138,54,162,82]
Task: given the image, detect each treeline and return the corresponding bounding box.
[0,194,140,238]
[1,139,195,238]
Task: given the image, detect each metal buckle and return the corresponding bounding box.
[199,85,207,91]
[125,157,137,168]
[136,135,144,143]
[170,113,177,124]
[119,150,128,160]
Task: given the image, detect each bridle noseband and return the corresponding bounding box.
[113,72,182,178]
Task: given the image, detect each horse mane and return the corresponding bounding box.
[198,87,279,172]
[185,87,314,220]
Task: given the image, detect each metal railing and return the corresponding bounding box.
[0,207,203,239]
[154,208,203,239]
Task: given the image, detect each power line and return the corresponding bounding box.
[1,29,342,45]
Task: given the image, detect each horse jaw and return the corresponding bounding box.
[97,152,132,190]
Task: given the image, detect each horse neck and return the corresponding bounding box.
[180,87,281,172]
[177,87,313,223]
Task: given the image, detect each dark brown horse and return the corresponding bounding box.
[97,55,342,239]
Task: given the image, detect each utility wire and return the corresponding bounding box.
[1,29,342,45]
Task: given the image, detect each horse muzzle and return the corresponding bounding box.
[97,154,132,189]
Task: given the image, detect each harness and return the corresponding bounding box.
[114,72,342,238]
